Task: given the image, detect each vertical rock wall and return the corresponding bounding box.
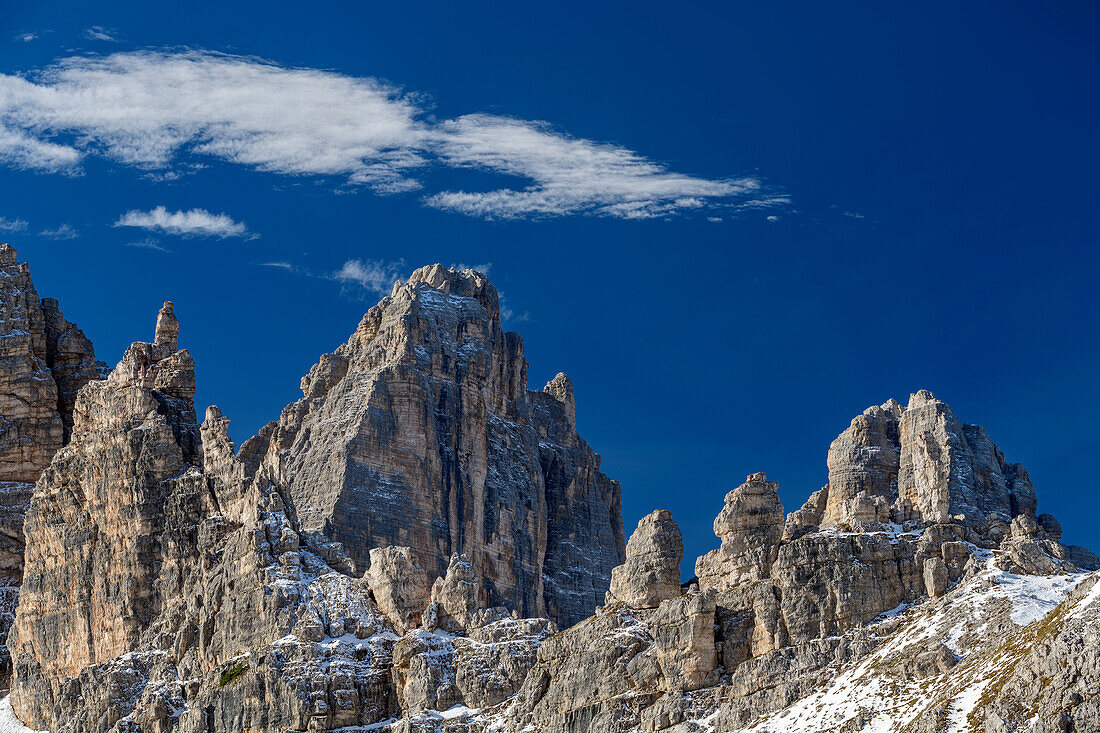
[248,265,624,627]
[0,243,102,685]
[811,390,1039,532]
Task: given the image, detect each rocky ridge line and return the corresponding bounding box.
[1,260,1097,733]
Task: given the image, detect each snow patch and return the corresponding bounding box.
[0,698,42,733]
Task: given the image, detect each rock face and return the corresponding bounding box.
[0,244,102,684]
[0,244,101,487]
[489,395,1098,733]
[244,265,624,628]
[821,399,901,529]
[695,473,784,590]
[796,390,1039,535]
[895,390,1036,526]
[2,268,622,732]
[605,509,683,608]
[9,306,201,723]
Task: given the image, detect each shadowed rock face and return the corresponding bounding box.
[245,265,624,627]
[0,244,102,485]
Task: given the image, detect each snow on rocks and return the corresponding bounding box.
[741,557,1093,732]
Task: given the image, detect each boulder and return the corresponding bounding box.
[366,546,432,634]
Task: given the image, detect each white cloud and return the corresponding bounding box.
[16,32,38,43]
[83,26,117,42]
[0,217,28,232]
[499,296,530,324]
[114,206,251,238]
[333,259,406,296]
[0,50,783,219]
[426,115,759,219]
[0,51,424,191]
[766,215,779,222]
[0,126,81,171]
[260,261,293,270]
[38,223,77,239]
[449,262,492,275]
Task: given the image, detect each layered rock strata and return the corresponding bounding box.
[2,252,1098,733]
[8,301,560,732]
[243,265,624,628]
[811,390,1040,533]
[0,243,102,684]
[4,270,625,731]
[498,393,1097,733]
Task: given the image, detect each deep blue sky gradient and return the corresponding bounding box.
[1,1,1098,571]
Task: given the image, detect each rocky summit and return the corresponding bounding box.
[0,250,1097,733]
[241,264,624,628]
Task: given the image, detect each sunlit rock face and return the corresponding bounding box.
[4,275,621,732]
[0,243,103,685]
[246,265,624,628]
[798,390,1039,535]
[8,304,202,727]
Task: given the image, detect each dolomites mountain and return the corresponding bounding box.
[241,265,624,627]
[0,245,104,684]
[0,251,1097,733]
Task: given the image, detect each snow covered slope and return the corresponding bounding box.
[0,699,39,733]
[743,557,1098,732]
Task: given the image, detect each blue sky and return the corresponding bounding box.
[1,1,1098,570]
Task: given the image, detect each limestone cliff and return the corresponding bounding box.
[5,299,566,732]
[810,390,1041,534]
[0,243,102,685]
[244,265,624,627]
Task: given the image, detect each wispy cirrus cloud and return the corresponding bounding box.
[333,259,407,296]
[0,126,81,172]
[0,50,783,220]
[38,223,78,239]
[125,238,169,252]
[269,257,529,322]
[15,32,38,43]
[83,26,118,42]
[114,206,251,238]
[0,217,28,232]
[425,115,761,219]
[449,262,492,275]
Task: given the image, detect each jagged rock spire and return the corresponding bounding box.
[154,300,179,350]
[695,472,784,591]
[249,264,624,627]
[606,509,683,608]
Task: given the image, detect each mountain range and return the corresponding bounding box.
[0,244,1096,733]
